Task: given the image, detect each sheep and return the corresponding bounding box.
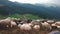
[47,20,55,24]
[33,25,40,31]
[18,23,32,34]
[18,24,22,27]
[55,21,60,26]
[32,25,40,34]
[41,22,51,31]
[10,21,17,28]
[57,26,60,31]
[12,18,22,25]
[31,20,40,25]
[28,19,32,23]
[41,22,50,28]
[56,26,60,30]
[51,23,57,30]
[20,23,32,31]
[51,23,56,26]
[0,18,12,28]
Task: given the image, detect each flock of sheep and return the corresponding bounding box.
[0,17,60,34]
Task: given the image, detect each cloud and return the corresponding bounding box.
[47,0,60,6]
[9,0,60,6]
[0,4,5,7]
[9,0,50,4]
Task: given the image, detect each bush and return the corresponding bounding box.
[8,14,42,19]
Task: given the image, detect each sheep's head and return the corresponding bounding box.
[20,24,32,31]
[51,23,56,27]
[11,21,17,26]
[31,20,40,25]
[33,25,40,31]
[41,22,50,27]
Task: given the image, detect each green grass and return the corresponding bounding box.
[0,14,42,19]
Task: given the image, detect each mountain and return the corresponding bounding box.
[0,0,60,19]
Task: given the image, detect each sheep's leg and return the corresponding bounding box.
[9,23,11,28]
[26,30,32,34]
[6,25,9,28]
[33,30,37,34]
[11,24,12,28]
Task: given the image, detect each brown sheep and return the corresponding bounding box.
[0,18,12,28]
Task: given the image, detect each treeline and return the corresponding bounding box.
[0,14,42,19]
[0,0,60,20]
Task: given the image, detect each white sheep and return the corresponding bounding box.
[32,25,40,34]
[47,20,55,24]
[51,23,56,26]
[18,24,22,27]
[33,25,40,31]
[28,23,34,27]
[0,18,11,28]
[56,26,60,30]
[57,26,60,29]
[51,23,57,30]
[31,20,40,25]
[10,21,17,28]
[18,23,32,34]
[20,23,32,31]
[41,22,51,30]
[55,21,60,26]
[41,22,50,27]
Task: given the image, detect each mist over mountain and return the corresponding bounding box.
[0,0,60,19]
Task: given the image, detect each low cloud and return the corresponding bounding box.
[0,4,5,7]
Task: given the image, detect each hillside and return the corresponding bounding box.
[0,0,60,19]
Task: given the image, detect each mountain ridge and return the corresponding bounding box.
[0,0,60,19]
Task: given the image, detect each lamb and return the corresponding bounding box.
[51,23,57,30]
[20,23,32,31]
[57,26,60,30]
[33,25,40,31]
[55,21,60,26]
[31,20,40,25]
[12,18,23,25]
[10,21,17,28]
[18,23,32,31]
[18,23,32,34]
[47,20,55,24]
[41,22,50,28]
[41,22,51,31]
[32,25,40,34]
[0,18,12,28]
[55,21,60,30]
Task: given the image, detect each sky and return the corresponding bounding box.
[9,0,60,6]
[9,0,51,4]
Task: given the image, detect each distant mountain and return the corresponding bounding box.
[0,0,60,19]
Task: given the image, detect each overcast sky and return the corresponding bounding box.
[9,0,60,6]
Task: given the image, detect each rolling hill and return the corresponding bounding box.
[0,0,60,19]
